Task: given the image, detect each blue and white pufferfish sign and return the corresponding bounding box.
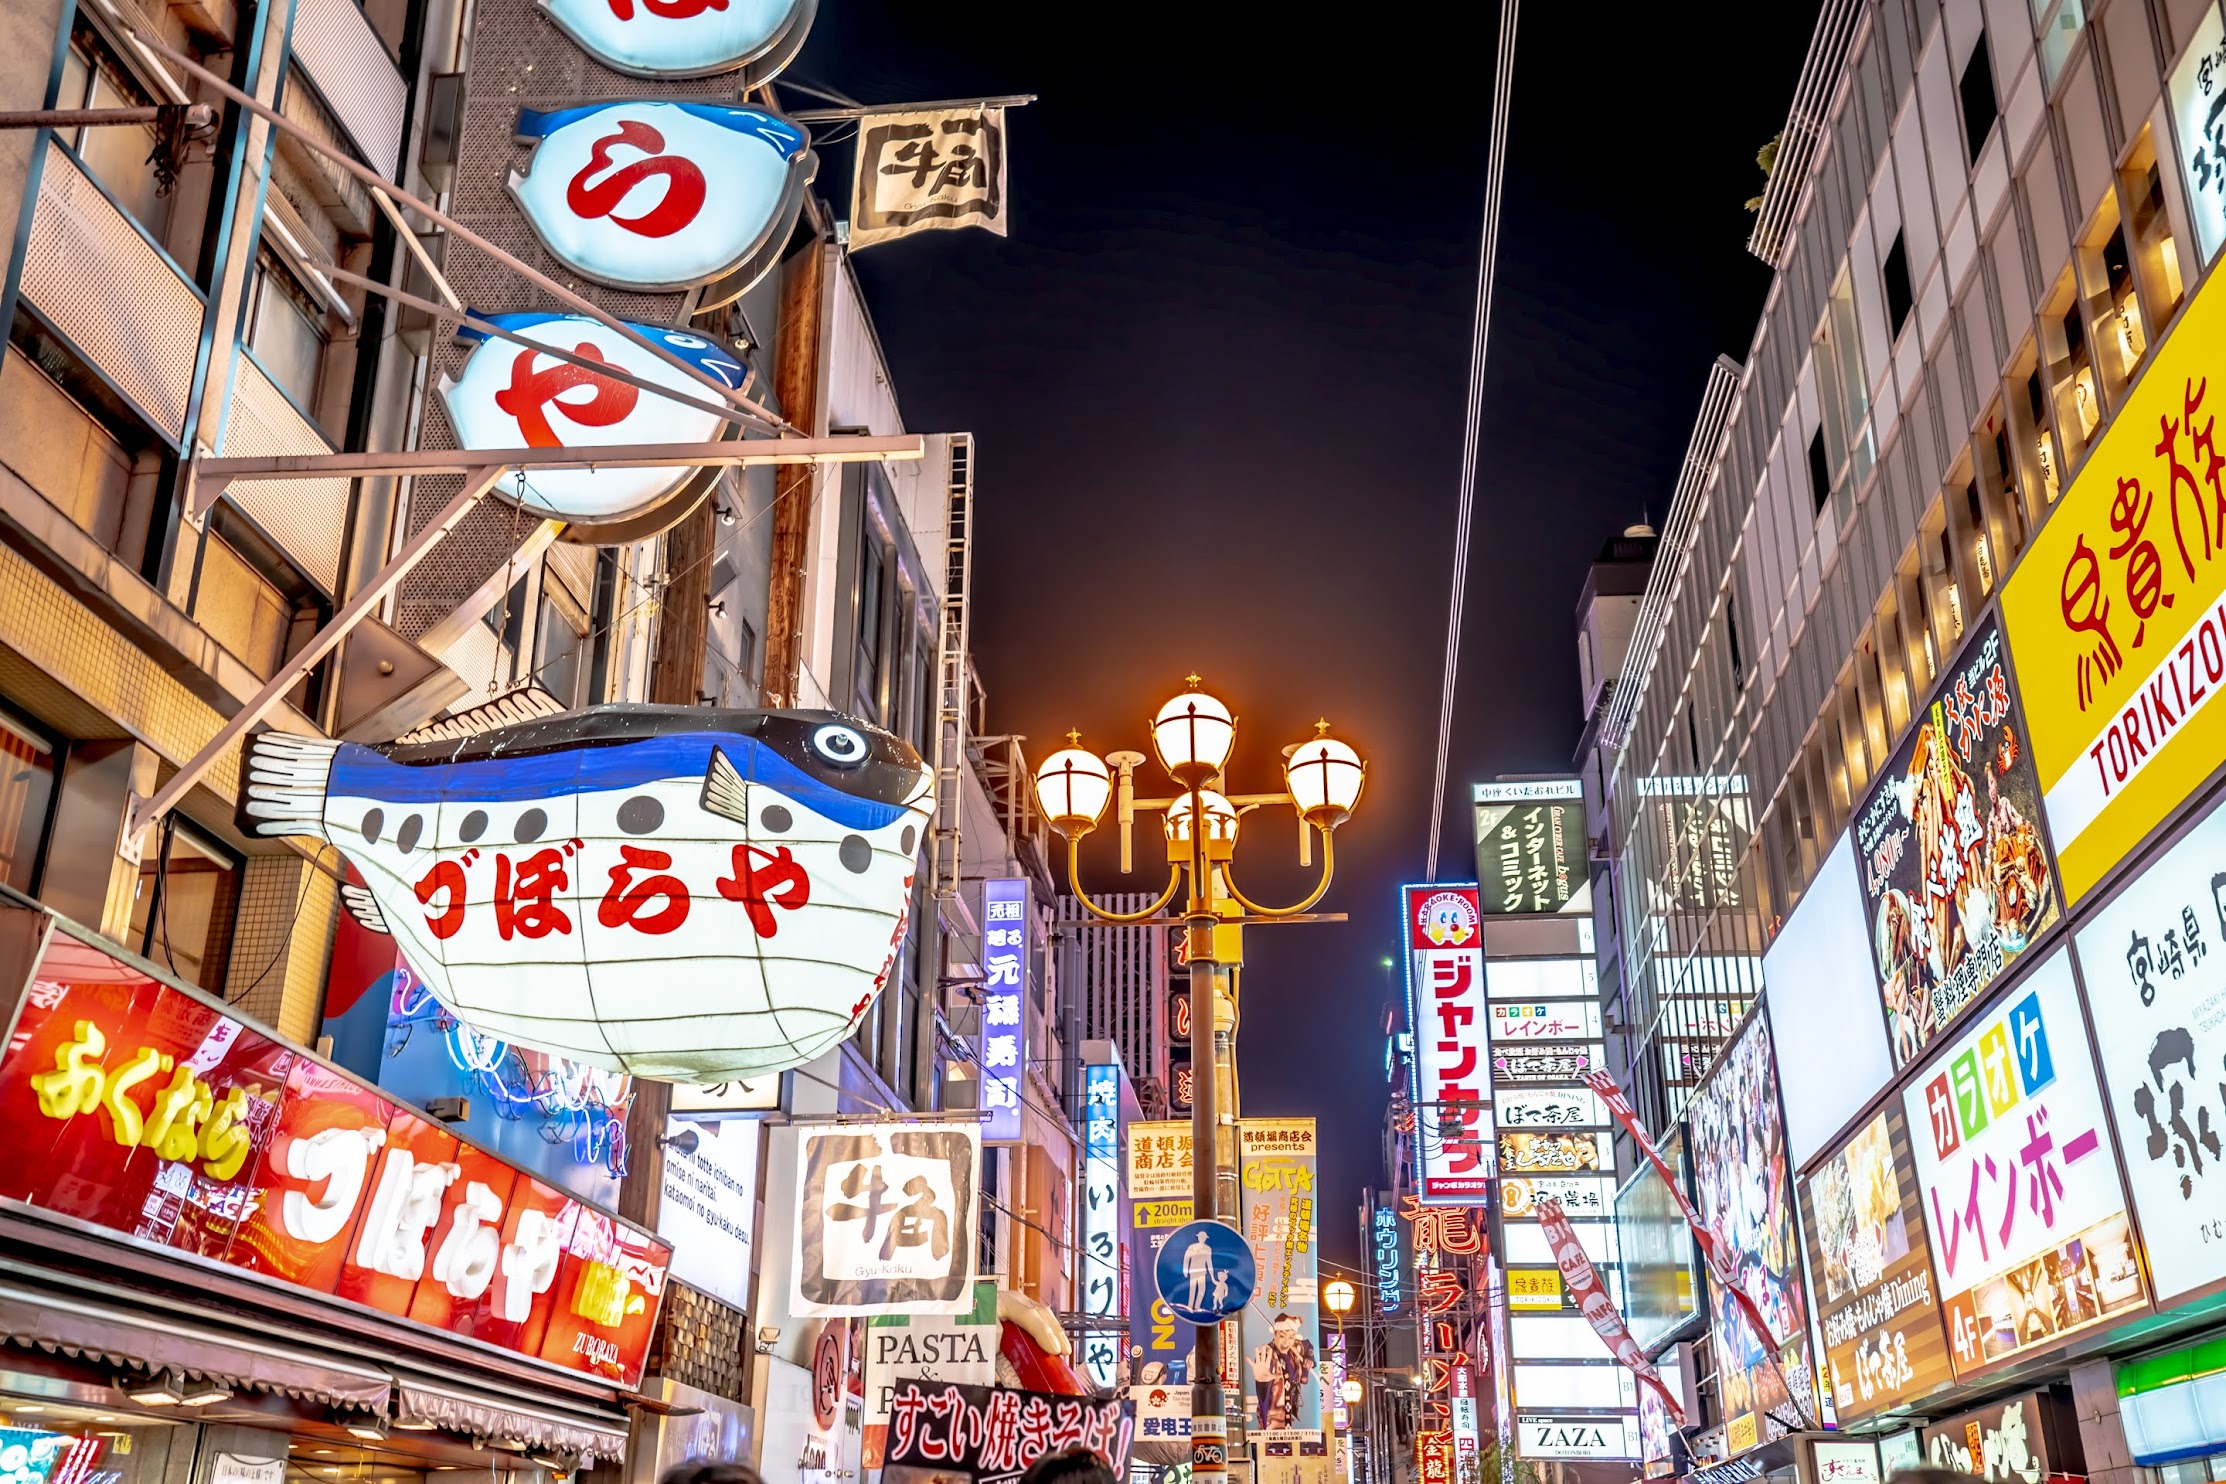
[241,706,934,1082]
[509,103,810,300]
[537,0,813,80]
[438,311,742,523]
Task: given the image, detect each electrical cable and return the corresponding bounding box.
[1424,0,1520,881]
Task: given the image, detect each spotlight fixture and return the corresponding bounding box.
[345,1413,391,1442]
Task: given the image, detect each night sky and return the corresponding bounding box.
[794,4,1823,1271]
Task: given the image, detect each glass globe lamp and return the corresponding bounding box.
[1033,740,1112,835]
[1285,730,1366,828]
[1152,683,1235,786]
[1162,789,1239,845]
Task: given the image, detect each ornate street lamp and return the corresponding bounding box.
[1033,675,1366,1472]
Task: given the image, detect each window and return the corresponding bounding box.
[1811,268,1874,524]
[0,709,59,892]
[1807,428,1832,516]
[535,586,587,707]
[1882,231,1913,337]
[1958,32,1998,163]
[2077,196,2147,406]
[1724,595,1744,692]
[2034,0,2084,86]
[247,250,330,418]
[129,820,239,993]
[2122,146,2185,327]
[56,31,180,249]
[2040,269,2100,467]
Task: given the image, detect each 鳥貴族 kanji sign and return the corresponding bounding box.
[1900,950,2146,1376]
[1,930,669,1386]
[2000,259,2226,904]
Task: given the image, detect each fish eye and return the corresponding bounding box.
[810,723,868,768]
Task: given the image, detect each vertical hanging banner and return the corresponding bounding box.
[1535,1198,1685,1424]
[1241,1119,1321,1431]
[1402,884,1494,1203]
[979,879,1027,1141]
[1127,1122,1196,1383]
[791,1121,981,1315]
[849,109,1008,249]
[1081,1062,1124,1387]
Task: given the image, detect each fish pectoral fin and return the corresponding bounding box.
[341,883,391,935]
[700,745,750,825]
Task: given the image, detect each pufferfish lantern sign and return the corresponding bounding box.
[241,706,932,1082]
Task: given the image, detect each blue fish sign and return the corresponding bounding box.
[1154,1219,1256,1327]
[240,705,932,1081]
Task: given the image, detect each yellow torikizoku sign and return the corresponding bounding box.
[2000,262,2226,904]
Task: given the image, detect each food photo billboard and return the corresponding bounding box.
[1797,1108,1955,1420]
[1686,1012,1814,1456]
[1854,614,2060,1071]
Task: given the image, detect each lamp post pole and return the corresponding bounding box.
[1030,678,1368,1484]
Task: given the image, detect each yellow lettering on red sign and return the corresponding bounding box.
[27,1018,269,1181]
[571,1260,634,1326]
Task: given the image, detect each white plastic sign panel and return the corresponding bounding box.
[1900,950,2146,1375]
[1516,1415,1637,1460]
[792,1121,980,1315]
[2077,791,2226,1304]
[509,103,810,299]
[438,313,745,522]
[657,1116,759,1308]
[537,0,814,79]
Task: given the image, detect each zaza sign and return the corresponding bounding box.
[509,102,811,299]
[537,0,814,80]
[238,705,933,1082]
[2,930,671,1385]
[438,312,744,525]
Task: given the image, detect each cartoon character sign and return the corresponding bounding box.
[239,705,933,1082]
[438,312,743,526]
[537,0,814,81]
[509,103,812,300]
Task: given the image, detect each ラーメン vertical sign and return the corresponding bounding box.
[979,878,1027,1142]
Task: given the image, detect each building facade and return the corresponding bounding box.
[1602,1,2226,1480]
[0,0,1090,1476]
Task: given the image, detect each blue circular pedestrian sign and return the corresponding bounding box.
[1154,1219,1256,1326]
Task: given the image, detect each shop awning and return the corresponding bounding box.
[0,1279,392,1409]
[393,1375,632,1466]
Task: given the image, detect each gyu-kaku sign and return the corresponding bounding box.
[508,102,812,300]
[438,313,744,524]
[537,0,815,79]
[239,705,932,1082]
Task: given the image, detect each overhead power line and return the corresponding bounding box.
[1425,0,1521,881]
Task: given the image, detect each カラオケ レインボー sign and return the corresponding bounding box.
[2001,263,2226,903]
[1,930,670,1386]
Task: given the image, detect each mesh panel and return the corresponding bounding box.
[290,0,407,179]
[392,0,755,642]
[220,354,347,591]
[22,141,202,442]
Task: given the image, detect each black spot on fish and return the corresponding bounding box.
[839,834,872,873]
[514,807,548,843]
[618,795,664,835]
[901,825,916,855]
[396,814,424,852]
[361,808,384,845]
[459,809,489,843]
[760,804,793,834]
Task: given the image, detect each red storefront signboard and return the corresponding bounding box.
[0,928,670,1387]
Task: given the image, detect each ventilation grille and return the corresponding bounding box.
[289,0,406,179]
[219,353,346,592]
[21,140,201,441]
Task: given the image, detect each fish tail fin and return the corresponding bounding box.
[239,730,339,841]
[701,745,749,825]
